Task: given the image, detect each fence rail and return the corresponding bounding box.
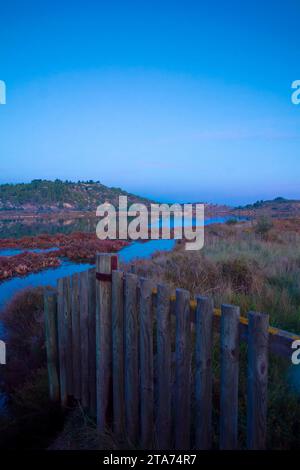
[44,252,298,450]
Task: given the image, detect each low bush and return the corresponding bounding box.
[1,287,46,391]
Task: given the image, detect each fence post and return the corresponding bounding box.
[88,267,96,416]
[44,289,60,402]
[57,277,72,405]
[175,288,191,449]
[220,304,240,450]
[124,272,139,445]
[80,270,89,409]
[195,295,214,449]
[140,277,154,449]
[156,283,172,449]
[71,273,81,400]
[247,311,269,450]
[96,253,118,432]
[112,269,125,437]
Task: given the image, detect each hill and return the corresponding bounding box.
[234,197,300,218]
[0,179,153,212]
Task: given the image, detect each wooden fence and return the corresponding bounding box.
[43,253,299,450]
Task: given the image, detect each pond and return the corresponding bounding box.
[0,214,250,414]
[0,215,245,310]
[0,247,59,257]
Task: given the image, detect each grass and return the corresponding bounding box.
[2,218,300,449]
[120,218,300,449]
[0,368,63,449]
[0,288,64,449]
[125,220,300,333]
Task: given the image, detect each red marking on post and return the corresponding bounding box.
[111,255,118,271]
[96,255,119,282]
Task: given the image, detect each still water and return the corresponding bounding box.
[0,216,244,310]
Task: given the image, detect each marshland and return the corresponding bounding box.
[1,211,300,449]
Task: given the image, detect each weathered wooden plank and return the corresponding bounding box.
[88,267,96,416]
[112,269,125,437]
[95,253,118,431]
[80,270,89,409]
[175,288,191,450]
[220,304,240,450]
[124,272,139,445]
[57,277,72,405]
[44,289,60,402]
[195,295,214,449]
[57,279,66,406]
[71,273,81,400]
[64,277,73,397]
[247,311,269,450]
[151,290,296,360]
[156,283,172,449]
[267,327,300,359]
[139,277,154,449]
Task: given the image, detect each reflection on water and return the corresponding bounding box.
[0,259,92,312]
[119,239,176,263]
[0,213,248,412]
[0,240,176,311]
[0,215,97,239]
[0,214,246,239]
[0,215,247,310]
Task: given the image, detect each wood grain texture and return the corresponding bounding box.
[195,295,214,449]
[95,253,118,431]
[220,304,240,450]
[156,283,172,449]
[57,278,66,406]
[57,277,72,405]
[64,277,73,397]
[112,269,125,437]
[88,267,96,416]
[80,270,89,408]
[124,272,139,445]
[44,290,60,402]
[152,291,294,359]
[71,273,81,400]
[175,288,191,450]
[247,311,269,450]
[139,277,154,449]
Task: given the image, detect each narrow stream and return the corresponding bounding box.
[0,216,243,310]
[0,215,246,413]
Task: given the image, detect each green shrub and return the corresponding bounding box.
[225,218,238,225]
[255,216,273,236]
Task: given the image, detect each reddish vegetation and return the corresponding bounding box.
[0,231,128,250]
[0,232,129,281]
[270,217,300,233]
[56,237,128,262]
[0,252,61,280]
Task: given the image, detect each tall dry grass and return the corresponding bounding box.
[119,220,300,449]
[124,221,300,333]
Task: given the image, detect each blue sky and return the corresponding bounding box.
[0,0,299,205]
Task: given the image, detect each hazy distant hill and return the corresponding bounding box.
[0,179,153,212]
[235,197,300,217]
